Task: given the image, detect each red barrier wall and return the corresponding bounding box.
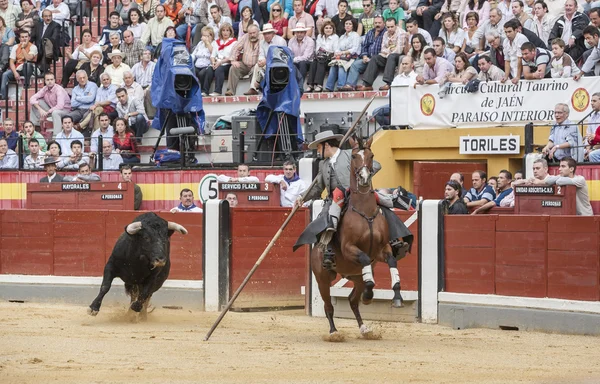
[0,210,203,280]
[445,215,600,301]
[229,208,309,308]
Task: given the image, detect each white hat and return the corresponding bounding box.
[308,130,344,149]
[291,22,310,33]
[108,49,126,59]
[261,23,277,34]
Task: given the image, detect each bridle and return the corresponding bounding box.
[352,150,375,195]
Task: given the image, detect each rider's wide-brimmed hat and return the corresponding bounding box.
[308,130,343,150]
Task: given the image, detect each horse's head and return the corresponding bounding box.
[349,136,374,190]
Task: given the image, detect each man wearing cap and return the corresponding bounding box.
[104,49,131,87]
[243,23,286,96]
[294,130,412,269]
[40,157,65,182]
[288,22,315,84]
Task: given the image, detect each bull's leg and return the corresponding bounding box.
[131,281,156,313]
[311,247,338,335]
[357,251,375,305]
[88,262,116,316]
[386,249,403,308]
[140,294,152,321]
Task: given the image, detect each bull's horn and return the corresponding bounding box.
[126,221,143,235]
[168,222,188,235]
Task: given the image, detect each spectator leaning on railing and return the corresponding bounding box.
[584,92,600,162]
[541,102,584,163]
[537,157,593,216]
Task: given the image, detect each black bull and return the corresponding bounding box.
[88,212,188,318]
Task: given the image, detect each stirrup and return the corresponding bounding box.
[391,240,409,261]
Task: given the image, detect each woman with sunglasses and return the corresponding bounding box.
[268,4,287,37]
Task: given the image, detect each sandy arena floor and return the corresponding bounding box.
[0,301,599,384]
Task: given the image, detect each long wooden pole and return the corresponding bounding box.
[203,95,377,341]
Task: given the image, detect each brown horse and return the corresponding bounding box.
[311,137,404,338]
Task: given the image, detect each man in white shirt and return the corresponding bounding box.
[391,55,417,86]
[406,18,433,46]
[207,5,232,37]
[122,71,144,101]
[55,115,84,157]
[24,138,45,169]
[243,24,287,96]
[0,137,17,169]
[170,188,203,212]
[502,19,530,83]
[90,113,114,155]
[217,163,260,183]
[542,157,593,216]
[98,139,123,170]
[0,0,20,30]
[131,50,156,119]
[265,161,307,207]
[45,0,70,26]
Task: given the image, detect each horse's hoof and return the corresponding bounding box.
[322,331,346,342]
[87,307,98,316]
[364,280,375,290]
[360,324,371,335]
[359,324,382,339]
[392,298,404,308]
[361,292,374,305]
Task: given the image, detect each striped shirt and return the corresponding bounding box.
[464,185,496,203]
[229,34,260,68]
[359,28,384,59]
[131,61,155,88]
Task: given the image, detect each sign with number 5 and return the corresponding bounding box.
[198,173,219,203]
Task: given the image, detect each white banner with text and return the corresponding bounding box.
[390,77,599,129]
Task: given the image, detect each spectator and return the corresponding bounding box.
[460,0,489,30]
[548,0,588,62]
[115,87,148,142]
[99,11,125,46]
[407,33,428,74]
[121,70,144,101]
[288,22,314,86]
[200,0,230,26]
[464,170,496,208]
[61,29,101,88]
[225,192,238,206]
[463,12,482,64]
[515,18,547,50]
[305,20,338,93]
[163,0,182,24]
[531,0,552,44]
[139,0,159,21]
[520,41,550,80]
[543,157,593,216]
[64,163,101,182]
[45,140,68,168]
[449,171,467,197]
[121,164,142,210]
[170,188,203,212]
[55,116,84,157]
[391,56,418,85]
[207,4,233,37]
[438,12,464,54]
[342,15,383,91]
[287,0,315,40]
[104,49,131,86]
[237,6,259,39]
[0,137,16,168]
[512,0,533,32]
[325,19,360,92]
[102,32,122,66]
[0,30,36,101]
[406,17,433,47]
[62,139,90,170]
[45,0,70,27]
[574,26,600,79]
[357,18,406,92]
[497,0,511,22]
[152,25,177,60]
[127,8,146,41]
[442,180,468,214]
[265,161,308,207]
[24,137,45,169]
[90,112,114,155]
[244,23,286,95]
[414,0,444,36]
[488,176,498,194]
[204,23,235,97]
[445,52,477,83]
[472,170,513,214]
[32,9,61,73]
[225,23,259,96]
[141,4,174,50]
[357,0,376,36]
[0,118,18,150]
[16,0,39,37]
[176,0,202,44]
[120,29,145,68]
[432,36,455,62]
[502,19,529,83]
[191,26,214,96]
[474,7,505,51]
[217,163,259,182]
[486,30,505,69]
[21,120,47,154]
[315,0,340,29]
[477,54,505,80]
[83,73,118,132]
[514,170,524,180]
[69,69,98,125]
[0,0,21,30]
[550,38,580,78]
[98,139,123,170]
[542,103,583,163]
[0,16,15,71]
[416,47,453,84]
[112,117,140,163]
[515,158,549,185]
[131,49,155,88]
[331,0,355,37]
[116,0,138,27]
[584,92,600,162]
[39,157,64,182]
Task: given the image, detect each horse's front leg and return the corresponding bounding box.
[345,244,375,305]
[385,247,403,308]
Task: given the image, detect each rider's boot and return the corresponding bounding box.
[320,202,341,270]
[391,239,409,260]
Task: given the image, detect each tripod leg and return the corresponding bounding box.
[151,109,171,162]
[254,110,275,162]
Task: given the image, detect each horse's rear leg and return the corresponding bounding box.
[311,248,338,335]
[386,251,404,308]
[357,251,375,305]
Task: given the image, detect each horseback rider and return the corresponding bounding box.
[294,131,412,270]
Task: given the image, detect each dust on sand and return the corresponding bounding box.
[1,302,600,384]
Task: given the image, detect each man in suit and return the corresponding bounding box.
[32,9,61,74]
[294,130,412,269]
[40,157,64,182]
